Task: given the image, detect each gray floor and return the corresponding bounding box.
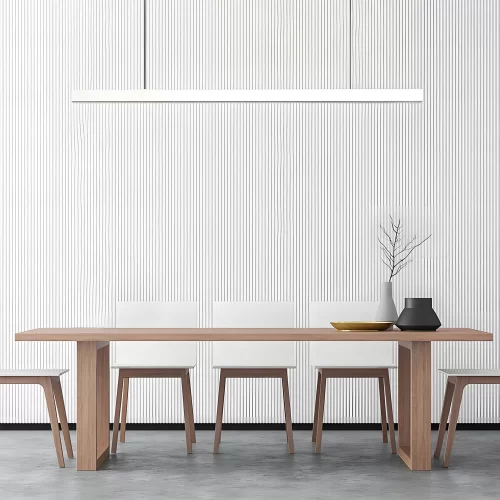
[0,430,498,499]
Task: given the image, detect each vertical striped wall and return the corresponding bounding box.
[0,0,499,424]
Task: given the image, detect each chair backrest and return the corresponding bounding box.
[212,302,296,368]
[309,302,395,367]
[115,302,198,367]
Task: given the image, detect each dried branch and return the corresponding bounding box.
[379,216,431,282]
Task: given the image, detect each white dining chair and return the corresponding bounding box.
[112,302,198,454]
[309,302,397,453]
[0,369,73,467]
[212,302,296,453]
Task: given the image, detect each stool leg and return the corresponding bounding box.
[181,373,193,454]
[282,372,294,454]
[434,380,455,459]
[315,371,327,453]
[383,371,397,454]
[312,371,321,443]
[186,371,196,443]
[40,377,65,468]
[112,374,124,453]
[51,376,74,459]
[119,378,129,443]
[443,380,465,468]
[214,371,226,453]
[378,377,388,443]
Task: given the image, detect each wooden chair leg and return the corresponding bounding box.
[51,376,74,459]
[40,377,65,468]
[312,371,321,443]
[443,380,466,468]
[434,380,455,459]
[315,370,327,453]
[378,377,388,444]
[120,377,129,443]
[281,372,294,454]
[383,371,397,454]
[186,371,196,443]
[181,373,193,454]
[214,371,226,453]
[112,374,124,453]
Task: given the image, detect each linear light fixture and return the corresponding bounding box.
[72,89,423,103]
[72,1,423,104]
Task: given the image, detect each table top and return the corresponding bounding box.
[15,328,493,342]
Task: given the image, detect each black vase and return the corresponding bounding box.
[396,298,441,331]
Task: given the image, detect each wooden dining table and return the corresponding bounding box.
[16,327,492,471]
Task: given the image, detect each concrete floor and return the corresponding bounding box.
[0,430,498,499]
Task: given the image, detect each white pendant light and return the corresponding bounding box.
[72,1,422,104]
[72,89,422,103]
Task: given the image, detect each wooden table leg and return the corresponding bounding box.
[77,341,110,471]
[398,341,431,471]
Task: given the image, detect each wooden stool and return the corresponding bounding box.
[0,370,73,467]
[112,368,196,454]
[435,369,500,467]
[312,368,396,453]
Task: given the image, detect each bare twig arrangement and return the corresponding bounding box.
[378,216,431,282]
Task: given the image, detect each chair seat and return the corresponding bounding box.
[213,364,296,369]
[440,369,500,376]
[314,365,397,370]
[112,365,195,370]
[0,369,69,377]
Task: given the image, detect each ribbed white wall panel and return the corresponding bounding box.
[0,0,499,424]
[147,0,350,89]
[352,0,422,88]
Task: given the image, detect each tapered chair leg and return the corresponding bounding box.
[378,377,388,444]
[181,373,193,454]
[282,372,294,454]
[214,372,226,453]
[315,370,327,453]
[51,376,74,459]
[120,377,129,443]
[443,380,465,468]
[112,374,124,453]
[383,371,397,454]
[312,371,321,443]
[434,380,455,459]
[40,377,65,468]
[186,371,196,443]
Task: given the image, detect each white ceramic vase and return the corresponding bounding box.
[375,282,398,323]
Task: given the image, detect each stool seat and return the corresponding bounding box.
[440,368,500,376]
[0,369,69,377]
